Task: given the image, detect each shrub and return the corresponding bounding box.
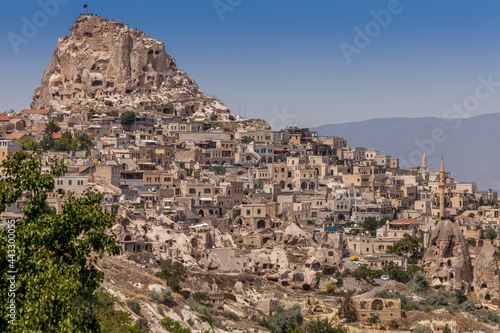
[134,318,150,332]
[460,299,476,313]
[305,318,347,333]
[155,259,187,292]
[187,297,215,325]
[424,307,431,313]
[477,310,500,323]
[261,305,303,333]
[406,271,429,294]
[367,314,380,325]
[451,290,467,305]
[425,289,451,306]
[191,291,210,306]
[403,301,422,312]
[412,326,427,333]
[147,290,161,302]
[388,319,399,329]
[148,287,173,305]
[326,283,336,294]
[128,300,141,315]
[161,317,192,333]
[161,286,173,304]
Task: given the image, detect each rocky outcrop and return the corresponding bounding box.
[30,14,257,125]
[283,223,307,245]
[422,220,473,292]
[471,240,500,307]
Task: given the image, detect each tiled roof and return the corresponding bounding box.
[389,218,419,225]
[21,109,50,114]
[5,132,27,140]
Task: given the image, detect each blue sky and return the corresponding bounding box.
[1,0,500,127]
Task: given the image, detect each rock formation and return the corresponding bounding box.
[422,220,473,292]
[471,240,500,307]
[283,223,308,245]
[30,14,247,124]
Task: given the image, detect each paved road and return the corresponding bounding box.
[354,278,388,299]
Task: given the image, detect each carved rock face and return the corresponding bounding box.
[471,240,500,306]
[423,220,473,292]
[30,15,231,118]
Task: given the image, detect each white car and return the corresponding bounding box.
[381,275,389,281]
[223,163,233,167]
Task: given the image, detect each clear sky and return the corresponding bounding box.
[1,0,500,128]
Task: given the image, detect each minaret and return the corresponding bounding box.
[421,153,429,181]
[439,158,445,219]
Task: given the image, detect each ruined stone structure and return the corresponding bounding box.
[354,298,402,321]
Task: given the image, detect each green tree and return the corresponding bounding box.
[0,152,120,332]
[361,217,389,236]
[44,120,61,134]
[263,305,303,333]
[75,134,93,152]
[337,293,357,323]
[155,259,187,292]
[17,136,38,151]
[39,132,55,151]
[352,264,376,281]
[213,166,226,175]
[241,136,255,144]
[120,111,136,125]
[54,137,72,152]
[383,262,410,283]
[486,229,497,241]
[386,234,422,263]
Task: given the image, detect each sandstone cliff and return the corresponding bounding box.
[31,14,257,125]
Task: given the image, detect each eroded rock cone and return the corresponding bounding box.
[471,240,500,307]
[423,220,473,292]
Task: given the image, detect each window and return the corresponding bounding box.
[204,188,211,194]
[246,210,251,215]
[257,209,261,214]
[189,188,196,194]
[68,180,72,185]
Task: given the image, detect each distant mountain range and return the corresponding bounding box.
[313,113,500,192]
